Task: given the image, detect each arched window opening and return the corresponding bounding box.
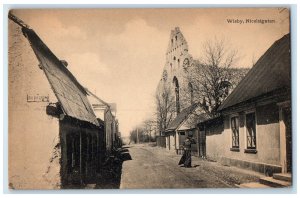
[173,77,180,114]
[188,82,194,105]
[183,58,190,69]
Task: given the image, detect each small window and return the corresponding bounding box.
[246,112,256,149]
[173,56,176,60]
[175,36,177,41]
[231,116,239,148]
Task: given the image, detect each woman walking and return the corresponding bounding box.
[178,134,196,168]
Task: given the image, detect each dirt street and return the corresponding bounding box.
[120,144,263,189]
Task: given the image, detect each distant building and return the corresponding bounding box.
[9,15,104,189]
[165,103,210,156]
[199,34,291,175]
[86,89,120,152]
[156,27,248,152]
[155,27,198,149]
[156,27,194,115]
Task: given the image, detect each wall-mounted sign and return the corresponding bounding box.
[27,94,49,102]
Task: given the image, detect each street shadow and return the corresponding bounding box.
[179,165,199,168]
[206,158,217,163]
[148,143,157,147]
[94,147,132,189]
[120,148,129,153]
[62,147,132,189]
[120,152,132,161]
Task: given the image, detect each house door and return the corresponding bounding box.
[283,106,292,172]
[167,136,170,150]
[199,129,206,158]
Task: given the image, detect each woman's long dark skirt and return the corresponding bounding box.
[178,150,192,167]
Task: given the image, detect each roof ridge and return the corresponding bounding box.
[218,33,290,111]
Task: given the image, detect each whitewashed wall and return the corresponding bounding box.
[9,21,61,189]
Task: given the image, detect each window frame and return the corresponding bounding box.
[244,110,258,153]
[230,114,240,152]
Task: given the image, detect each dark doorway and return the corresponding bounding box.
[66,132,81,184]
[283,106,292,173]
[199,130,206,158]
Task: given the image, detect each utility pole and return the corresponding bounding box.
[149,125,151,143]
[136,128,139,144]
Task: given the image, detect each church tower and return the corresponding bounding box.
[157,27,194,115]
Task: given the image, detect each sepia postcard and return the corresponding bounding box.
[7,7,292,190]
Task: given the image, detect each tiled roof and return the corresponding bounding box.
[178,112,210,131]
[22,27,99,126]
[218,34,291,111]
[166,104,198,131]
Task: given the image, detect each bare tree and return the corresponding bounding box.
[129,118,157,144]
[143,119,157,142]
[186,37,245,117]
[129,129,137,144]
[129,126,147,144]
[155,84,176,136]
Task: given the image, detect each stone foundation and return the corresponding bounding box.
[220,157,282,176]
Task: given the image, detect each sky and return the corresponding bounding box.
[11,8,290,137]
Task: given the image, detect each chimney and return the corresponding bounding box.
[60,60,68,67]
